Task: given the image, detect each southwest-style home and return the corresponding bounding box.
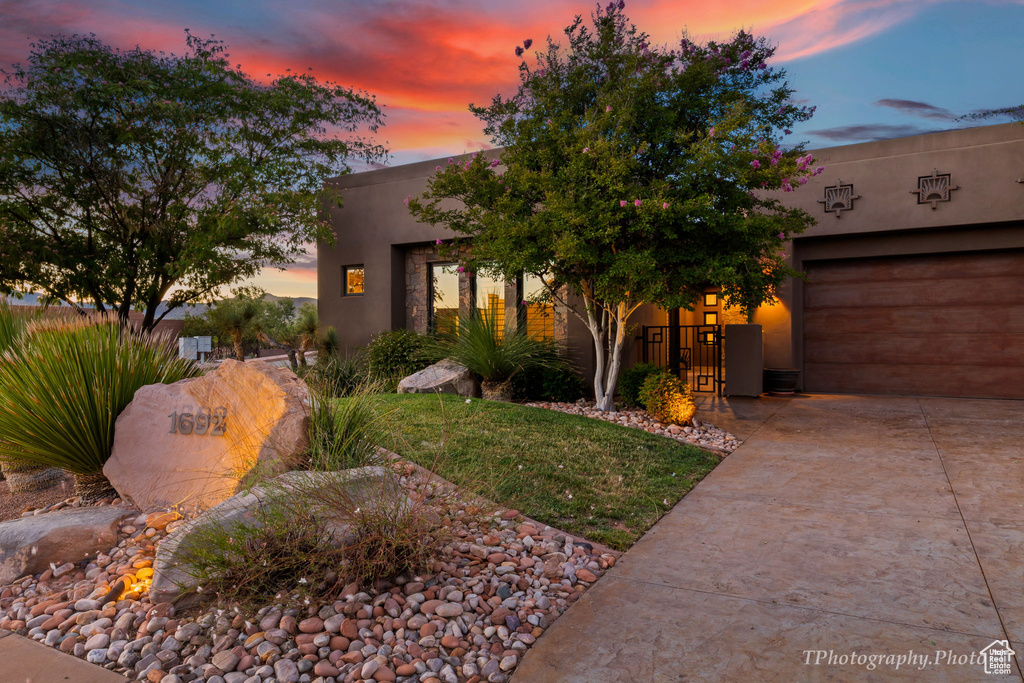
[318,123,1024,400]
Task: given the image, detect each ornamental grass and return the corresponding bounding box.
[0,314,200,499]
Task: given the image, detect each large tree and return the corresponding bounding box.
[409,3,821,411]
[0,33,385,330]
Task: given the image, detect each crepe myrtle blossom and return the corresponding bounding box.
[634,199,642,207]
[491,159,500,167]
[708,127,715,138]
[751,159,761,169]
[435,238,443,245]
[404,195,411,206]
[620,200,628,207]
[523,38,533,50]
[582,147,590,153]
[605,105,612,112]
[662,202,670,209]
[778,232,786,239]
[515,46,524,57]
[457,265,465,273]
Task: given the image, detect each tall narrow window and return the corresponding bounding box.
[474,273,505,337]
[343,265,364,296]
[521,274,554,341]
[429,263,460,334]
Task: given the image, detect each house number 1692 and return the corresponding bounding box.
[168,407,228,436]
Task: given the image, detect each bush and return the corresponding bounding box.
[511,362,588,402]
[618,362,664,409]
[638,372,696,426]
[302,353,366,398]
[0,317,200,481]
[365,328,429,390]
[305,388,393,471]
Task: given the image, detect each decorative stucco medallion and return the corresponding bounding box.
[911,169,958,209]
[817,179,860,218]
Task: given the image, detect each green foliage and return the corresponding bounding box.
[409,5,818,408]
[0,318,200,474]
[378,393,718,549]
[306,385,391,471]
[638,372,696,426]
[303,353,367,398]
[422,312,562,385]
[618,362,664,408]
[0,300,33,353]
[207,294,262,361]
[365,328,429,389]
[511,362,588,402]
[0,33,386,330]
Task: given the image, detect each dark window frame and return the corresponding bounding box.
[427,261,460,334]
[342,264,365,297]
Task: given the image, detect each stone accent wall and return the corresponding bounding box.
[404,243,569,345]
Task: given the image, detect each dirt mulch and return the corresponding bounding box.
[0,474,74,523]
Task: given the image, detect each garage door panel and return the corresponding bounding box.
[804,250,1024,284]
[806,363,1024,400]
[803,305,1024,336]
[804,275,1024,309]
[803,250,1024,399]
[805,333,1024,366]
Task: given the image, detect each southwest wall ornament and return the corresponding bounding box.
[911,169,958,209]
[818,179,860,218]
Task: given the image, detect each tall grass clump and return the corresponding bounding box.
[422,312,565,401]
[0,316,200,500]
[305,383,393,471]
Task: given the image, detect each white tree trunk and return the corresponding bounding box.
[583,295,631,412]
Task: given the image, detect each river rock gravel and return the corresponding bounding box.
[0,459,618,683]
[525,399,740,453]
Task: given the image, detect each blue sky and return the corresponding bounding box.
[2,0,1021,296]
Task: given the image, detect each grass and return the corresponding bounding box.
[359,393,720,550]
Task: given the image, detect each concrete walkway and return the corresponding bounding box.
[0,628,124,682]
[514,394,1024,681]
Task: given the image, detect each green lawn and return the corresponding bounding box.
[363,393,720,550]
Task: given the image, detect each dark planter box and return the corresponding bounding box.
[764,368,801,396]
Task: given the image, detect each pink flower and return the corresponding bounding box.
[708,127,715,138]
[523,38,533,50]
[751,160,761,169]
[490,159,499,167]
[448,158,454,164]
[799,176,808,185]
[515,46,524,57]
[662,202,670,209]
[436,238,443,245]
[582,147,589,153]
[620,200,628,207]
[404,195,411,206]
[605,105,612,112]
[778,232,786,240]
[634,199,642,207]
[457,265,465,273]
[435,165,441,171]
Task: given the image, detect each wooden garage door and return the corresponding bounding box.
[803,250,1024,399]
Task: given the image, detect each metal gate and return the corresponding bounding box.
[640,325,723,395]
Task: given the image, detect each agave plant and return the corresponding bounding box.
[422,311,564,401]
[0,316,200,500]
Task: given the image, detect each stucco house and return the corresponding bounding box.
[318,122,1024,400]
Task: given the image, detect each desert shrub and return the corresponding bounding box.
[306,387,392,471]
[0,317,200,485]
[365,328,429,390]
[173,499,344,607]
[511,362,587,402]
[618,362,664,409]
[303,353,366,398]
[421,312,563,400]
[638,372,696,426]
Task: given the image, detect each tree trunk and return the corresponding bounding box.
[481,380,513,402]
[0,460,65,494]
[298,340,309,368]
[233,331,245,361]
[584,296,630,412]
[73,471,118,503]
[287,348,298,372]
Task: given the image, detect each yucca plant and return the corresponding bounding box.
[422,311,565,401]
[208,298,260,361]
[0,316,200,500]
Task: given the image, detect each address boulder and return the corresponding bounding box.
[104,360,310,511]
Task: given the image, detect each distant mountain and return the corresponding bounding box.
[5,292,316,319]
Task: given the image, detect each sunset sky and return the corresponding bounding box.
[3,0,1021,299]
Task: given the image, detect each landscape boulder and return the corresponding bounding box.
[150,467,407,603]
[397,359,479,397]
[104,360,310,512]
[0,507,137,584]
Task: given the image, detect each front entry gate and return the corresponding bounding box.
[640,324,723,395]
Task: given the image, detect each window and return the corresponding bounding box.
[521,274,554,341]
[474,273,506,337]
[703,311,719,325]
[429,263,460,334]
[343,265,364,296]
[703,291,718,307]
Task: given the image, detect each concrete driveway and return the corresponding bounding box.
[514,394,1024,681]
